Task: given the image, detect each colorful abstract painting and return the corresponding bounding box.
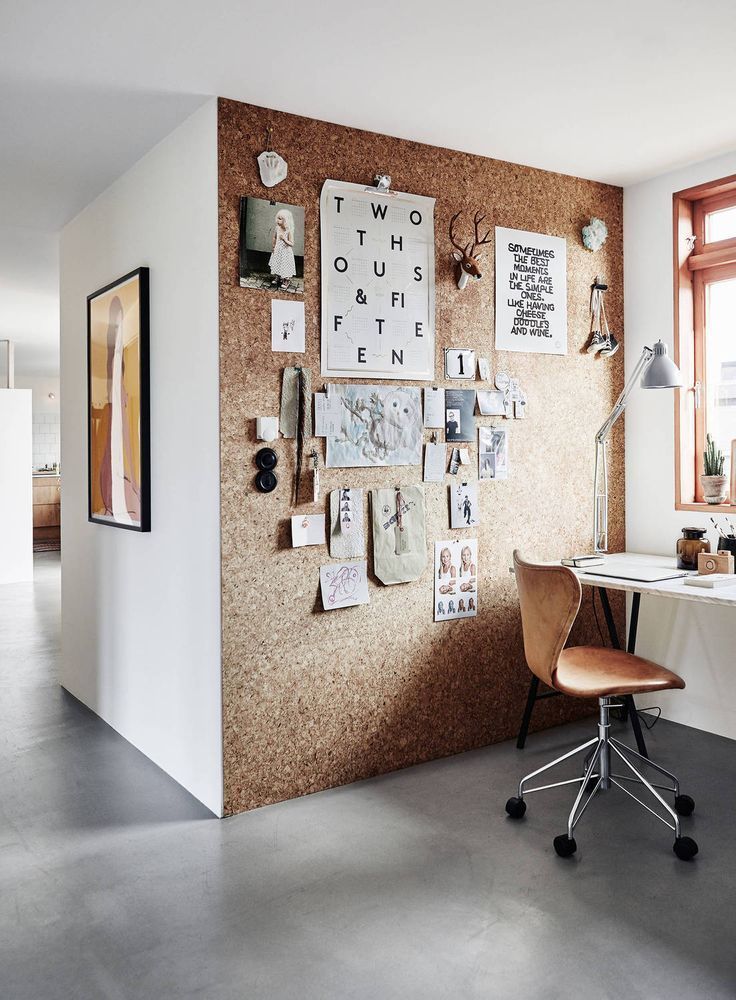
[87,268,150,531]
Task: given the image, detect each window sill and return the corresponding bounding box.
[676,502,736,512]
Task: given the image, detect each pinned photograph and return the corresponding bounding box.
[271,299,305,352]
[449,482,480,528]
[239,197,305,294]
[445,388,476,442]
[434,538,478,622]
[479,426,509,480]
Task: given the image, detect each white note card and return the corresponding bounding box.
[423,442,447,482]
[423,387,445,428]
[291,514,325,547]
[271,299,306,353]
[314,392,343,437]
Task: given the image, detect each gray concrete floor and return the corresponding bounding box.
[1,553,735,999]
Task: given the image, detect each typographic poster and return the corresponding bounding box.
[495,226,567,355]
[320,180,435,380]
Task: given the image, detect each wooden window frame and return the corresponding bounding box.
[673,174,736,511]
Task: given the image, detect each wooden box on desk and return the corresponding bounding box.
[698,551,734,575]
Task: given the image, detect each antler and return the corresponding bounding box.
[449,211,471,255]
[471,211,492,256]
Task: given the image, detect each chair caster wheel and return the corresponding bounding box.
[674,794,695,816]
[505,796,526,819]
[553,834,577,858]
[673,836,699,861]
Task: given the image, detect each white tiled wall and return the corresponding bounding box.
[32,413,60,470]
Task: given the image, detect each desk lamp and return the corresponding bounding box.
[594,341,682,553]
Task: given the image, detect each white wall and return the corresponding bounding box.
[0,389,33,584]
[16,375,61,470]
[625,148,736,741]
[59,101,223,814]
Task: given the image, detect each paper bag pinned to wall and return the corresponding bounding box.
[370,485,427,585]
[329,488,365,559]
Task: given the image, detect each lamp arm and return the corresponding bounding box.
[593,346,654,552]
[595,346,653,444]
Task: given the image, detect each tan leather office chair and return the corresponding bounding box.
[506,551,698,860]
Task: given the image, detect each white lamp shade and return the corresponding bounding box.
[641,340,683,389]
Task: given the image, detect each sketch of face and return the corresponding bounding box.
[461,546,472,569]
[440,547,452,572]
[377,389,419,451]
[458,600,465,612]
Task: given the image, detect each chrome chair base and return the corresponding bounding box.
[505,698,698,860]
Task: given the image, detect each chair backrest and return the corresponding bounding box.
[512,550,582,687]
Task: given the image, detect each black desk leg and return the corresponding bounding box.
[597,587,649,759]
[517,676,540,749]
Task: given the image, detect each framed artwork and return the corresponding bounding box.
[87,267,150,531]
[320,179,435,380]
[239,197,305,294]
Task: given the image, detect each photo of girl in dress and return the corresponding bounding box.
[239,197,305,294]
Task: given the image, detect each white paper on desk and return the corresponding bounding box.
[423,442,446,482]
[291,514,325,547]
[423,387,445,428]
[314,392,343,437]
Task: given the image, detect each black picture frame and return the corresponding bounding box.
[87,266,150,532]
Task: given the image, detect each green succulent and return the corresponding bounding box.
[704,433,725,477]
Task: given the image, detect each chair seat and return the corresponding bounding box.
[554,646,686,698]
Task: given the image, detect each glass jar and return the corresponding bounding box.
[676,527,710,570]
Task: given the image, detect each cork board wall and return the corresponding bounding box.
[218,97,625,815]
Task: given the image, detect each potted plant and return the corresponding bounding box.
[701,433,728,504]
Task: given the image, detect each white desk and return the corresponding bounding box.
[517,551,736,757]
[573,551,736,607]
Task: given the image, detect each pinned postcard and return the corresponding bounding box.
[434,538,478,622]
[271,299,305,353]
[320,560,369,610]
[449,482,480,528]
[445,388,476,443]
[423,441,446,482]
[477,357,491,381]
[291,514,325,547]
[314,391,343,437]
[479,426,509,480]
[477,389,506,416]
[423,387,445,428]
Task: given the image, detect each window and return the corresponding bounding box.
[674,175,736,509]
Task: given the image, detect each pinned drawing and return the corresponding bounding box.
[320,560,369,610]
[325,384,422,468]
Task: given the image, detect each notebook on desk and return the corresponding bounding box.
[584,565,690,583]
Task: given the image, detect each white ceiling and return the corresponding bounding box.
[2,0,736,375]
